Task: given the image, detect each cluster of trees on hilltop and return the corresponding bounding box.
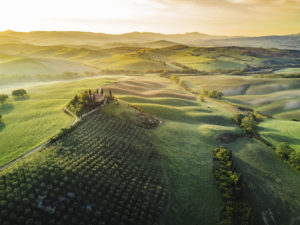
[67,88,113,117]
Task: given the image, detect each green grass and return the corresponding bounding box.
[274,67,300,74]
[117,74,300,225]
[117,79,243,225]
[176,75,300,120]
[258,119,300,152]
[227,137,300,225]
[0,76,123,166]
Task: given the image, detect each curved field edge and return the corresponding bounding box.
[0,76,125,166]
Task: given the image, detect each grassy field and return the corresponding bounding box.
[109,74,300,225]
[0,72,299,225]
[0,76,125,166]
[108,75,242,225]
[1,32,300,225]
[176,75,300,120]
[227,137,300,225]
[259,119,300,152]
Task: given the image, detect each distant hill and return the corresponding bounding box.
[200,34,300,50]
[0,30,224,47]
[1,30,300,50]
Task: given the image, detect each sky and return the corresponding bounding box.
[0,0,299,36]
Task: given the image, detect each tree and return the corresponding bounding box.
[276,142,295,160]
[240,116,257,133]
[12,89,27,97]
[200,89,208,96]
[0,94,9,104]
[233,114,245,125]
[109,89,113,100]
[289,151,300,170]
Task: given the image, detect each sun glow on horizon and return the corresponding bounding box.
[0,0,299,36]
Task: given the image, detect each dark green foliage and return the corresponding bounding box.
[240,116,257,134]
[289,151,300,170]
[233,113,258,134]
[0,111,168,225]
[12,89,27,97]
[275,142,295,160]
[0,94,9,104]
[200,89,223,99]
[67,89,111,117]
[212,147,252,225]
[233,114,245,126]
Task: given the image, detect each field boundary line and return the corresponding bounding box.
[0,106,101,171]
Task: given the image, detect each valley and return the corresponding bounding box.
[0,31,300,225]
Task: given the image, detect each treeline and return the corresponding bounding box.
[233,112,300,170]
[255,73,300,79]
[213,147,252,225]
[160,71,224,99]
[230,64,300,76]
[160,71,199,94]
[67,88,113,117]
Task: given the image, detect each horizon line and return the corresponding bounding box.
[1,29,300,38]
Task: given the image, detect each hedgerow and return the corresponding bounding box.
[212,147,252,225]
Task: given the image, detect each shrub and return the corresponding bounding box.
[240,116,257,134]
[208,89,223,99]
[276,142,295,160]
[0,94,9,104]
[233,114,245,125]
[12,89,27,97]
[200,89,223,99]
[289,152,300,170]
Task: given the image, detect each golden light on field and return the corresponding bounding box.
[0,0,299,35]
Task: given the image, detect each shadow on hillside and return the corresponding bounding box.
[0,121,5,131]
[140,103,233,126]
[14,96,30,101]
[258,126,278,132]
[262,133,300,146]
[0,103,14,115]
[232,155,293,225]
[228,141,299,225]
